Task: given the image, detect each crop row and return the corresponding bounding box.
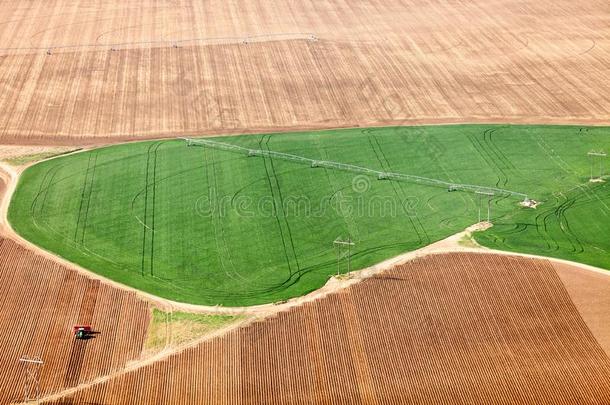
[0,238,150,404]
[0,0,608,141]
[50,253,610,404]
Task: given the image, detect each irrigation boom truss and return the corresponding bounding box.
[184,138,530,201]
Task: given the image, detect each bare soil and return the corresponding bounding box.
[0,237,150,405]
[44,253,610,404]
[554,262,610,358]
[0,0,607,143]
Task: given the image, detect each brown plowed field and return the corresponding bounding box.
[48,253,610,404]
[0,0,608,143]
[555,262,610,358]
[0,237,150,404]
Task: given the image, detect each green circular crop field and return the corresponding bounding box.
[8,125,610,306]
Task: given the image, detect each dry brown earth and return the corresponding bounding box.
[45,253,610,404]
[0,237,150,404]
[0,0,608,143]
[555,262,610,358]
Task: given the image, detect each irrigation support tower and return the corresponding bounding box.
[588,151,607,181]
[19,356,43,404]
[476,191,494,223]
[334,237,355,276]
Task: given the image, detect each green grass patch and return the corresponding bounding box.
[458,233,479,248]
[8,124,610,306]
[145,308,240,351]
[3,149,80,166]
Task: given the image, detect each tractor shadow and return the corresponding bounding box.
[77,330,101,341]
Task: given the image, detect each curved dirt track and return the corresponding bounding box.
[0,150,610,403]
[42,253,610,404]
[2,154,610,403]
[3,158,608,318]
[0,0,608,143]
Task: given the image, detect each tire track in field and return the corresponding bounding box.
[535,196,565,252]
[314,138,359,242]
[78,154,98,245]
[502,183,604,254]
[259,135,301,279]
[546,183,610,252]
[485,133,604,253]
[125,148,276,293]
[468,130,508,188]
[149,144,159,278]
[168,136,311,300]
[141,141,333,296]
[467,128,516,211]
[19,157,120,267]
[483,127,516,207]
[530,183,603,253]
[30,164,85,241]
[140,142,162,277]
[73,152,98,244]
[258,135,296,279]
[367,134,428,246]
[266,239,414,288]
[30,164,59,216]
[495,196,566,253]
[483,128,516,172]
[173,136,297,299]
[228,166,304,208]
[25,158,120,266]
[203,144,247,285]
[30,163,68,219]
[396,130,474,226]
[550,194,583,253]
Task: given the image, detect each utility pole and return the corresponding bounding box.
[19,356,43,404]
[588,151,607,181]
[334,236,355,276]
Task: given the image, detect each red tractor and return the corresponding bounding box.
[73,325,93,340]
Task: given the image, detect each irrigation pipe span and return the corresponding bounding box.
[183,138,531,201]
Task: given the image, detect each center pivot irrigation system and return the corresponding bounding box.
[183,138,533,204]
